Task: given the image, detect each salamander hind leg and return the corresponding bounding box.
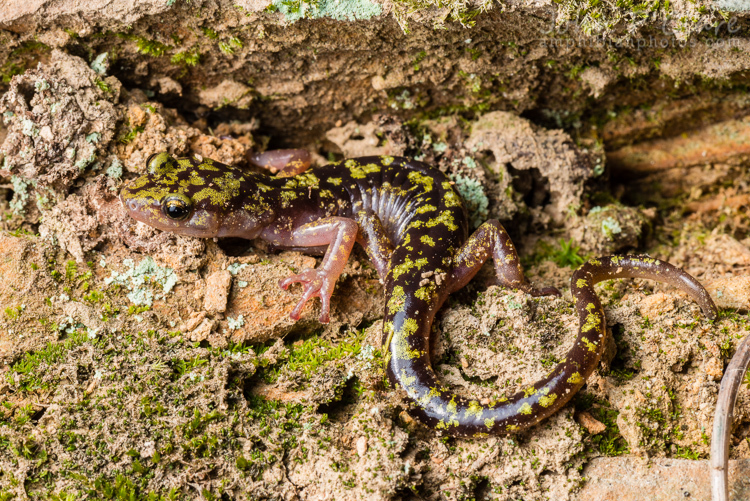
[274,217,359,323]
[449,219,559,297]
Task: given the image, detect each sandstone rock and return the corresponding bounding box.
[704,357,724,381]
[577,457,750,500]
[608,116,750,176]
[706,276,750,311]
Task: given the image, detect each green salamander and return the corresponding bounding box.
[121,151,718,437]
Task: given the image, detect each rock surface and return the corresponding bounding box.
[578,458,750,500]
[1,0,749,144]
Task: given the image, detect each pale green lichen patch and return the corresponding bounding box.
[271,0,382,23]
[601,217,623,239]
[90,52,109,74]
[227,314,245,330]
[106,157,123,179]
[21,119,38,137]
[104,257,178,306]
[9,175,32,214]
[450,174,488,229]
[227,262,249,275]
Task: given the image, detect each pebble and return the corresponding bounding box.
[356,436,368,457]
[704,357,724,381]
[184,311,206,332]
[204,270,232,314]
[190,318,215,342]
[576,411,607,435]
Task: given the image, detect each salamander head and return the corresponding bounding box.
[120,152,274,238]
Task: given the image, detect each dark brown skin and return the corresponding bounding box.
[121,152,718,437]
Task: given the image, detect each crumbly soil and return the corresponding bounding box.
[2,5,750,501]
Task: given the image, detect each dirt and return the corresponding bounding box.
[1,5,750,501]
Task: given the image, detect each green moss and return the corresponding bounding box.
[523,238,587,269]
[127,305,151,315]
[457,70,482,94]
[118,125,145,144]
[201,27,219,39]
[413,50,427,71]
[170,49,201,67]
[575,394,629,456]
[2,316,313,498]
[7,330,90,392]
[88,474,182,500]
[94,77,112,93]
[0,41,51,85]
[4,304,24,320]
[673,445,700,459]
[173,357,209,379]
[246,395,305,430]
[83,290,105,304]
[8,227,34,237]
[392,0,484,32]
[133,37,172,57]
[545,0,733,39]
[65,260,78,281]
[218,37,243,55]
[590,407,629,455]
[260,329,367,384]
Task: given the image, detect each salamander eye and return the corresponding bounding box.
[162,195,191,220]
[147,152,177,175]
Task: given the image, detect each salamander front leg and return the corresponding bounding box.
[248,149,312,177]
[449,219,559,297]
[275,217,359,323]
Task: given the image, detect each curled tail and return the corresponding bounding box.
[387,254,717,437]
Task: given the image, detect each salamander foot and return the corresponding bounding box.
[279,268,334,323]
